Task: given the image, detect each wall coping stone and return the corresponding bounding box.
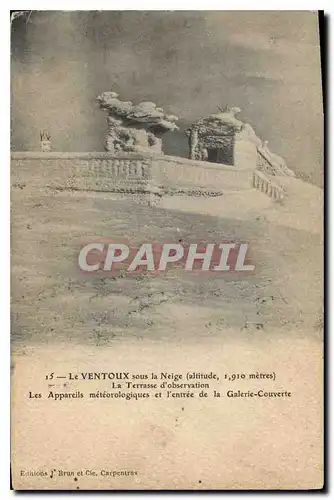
[11,151,254,172]
[11,151,152,161]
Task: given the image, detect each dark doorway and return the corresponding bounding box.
[207,148,219,163]
[207,145,234,166]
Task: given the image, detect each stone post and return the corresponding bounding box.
[189,127,198,160]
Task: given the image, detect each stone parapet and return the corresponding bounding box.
[11,153,156,203]
[252,170,285,201]
[12,152,282,203]
[256,145,295,177]
[152,155,253,191]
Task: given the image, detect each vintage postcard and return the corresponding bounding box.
[10,10,324,490]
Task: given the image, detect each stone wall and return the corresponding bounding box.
[234,137,258,169]
[12,152,254,199]
[151,155,252,194]
[11,152,152,193]
[12,152,288,207]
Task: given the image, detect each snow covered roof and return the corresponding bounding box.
[97,91,179,132]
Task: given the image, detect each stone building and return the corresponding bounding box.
[97,91,179,155]
[185,107,262,168]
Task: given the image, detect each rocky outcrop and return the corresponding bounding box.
[97,91,179,155]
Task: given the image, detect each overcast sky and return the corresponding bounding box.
[11,11,323,184]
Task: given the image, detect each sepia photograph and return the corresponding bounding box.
[10,10,324,490]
